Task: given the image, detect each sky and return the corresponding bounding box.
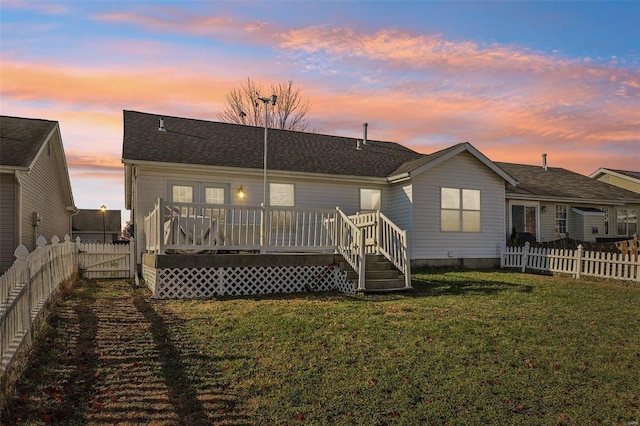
[1,1,639,227]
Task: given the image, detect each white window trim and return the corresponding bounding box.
[441,187,481,233]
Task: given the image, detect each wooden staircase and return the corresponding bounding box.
[339,254,410,292]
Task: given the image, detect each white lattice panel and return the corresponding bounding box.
[153,265,355,299]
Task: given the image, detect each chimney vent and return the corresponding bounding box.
[542,153,548,171]
[363,123,368,145]
[158,117,166,132]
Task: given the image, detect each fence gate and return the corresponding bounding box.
[78,241,135,279]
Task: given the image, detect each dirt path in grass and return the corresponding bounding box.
[0,279,251,426]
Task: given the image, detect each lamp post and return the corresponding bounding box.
[257,94,277,251]
[100,204,107,243]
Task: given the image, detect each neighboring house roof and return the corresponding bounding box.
[497,162,640,205]
[0,115,76,210]
[589,167,640,191]
[72,209,122,233]
[122,110,424,178]
[590,168,640,181]
[0,115,58,169]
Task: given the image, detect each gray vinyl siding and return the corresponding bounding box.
[0,174,16,266]
[389,183,413,252]
[410,151,505,260]
[19,134,72,251]
[132,165,390,262]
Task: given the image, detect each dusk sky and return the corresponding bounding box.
[1,1,639,225]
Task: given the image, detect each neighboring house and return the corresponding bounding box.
[72,209,122,243]
[0,115,77,267]
[498,162,640,243]
[122,110,516,268]
[590,168,640,195]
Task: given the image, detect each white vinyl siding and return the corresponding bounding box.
[18,132,72,252]
[411,151,505,260]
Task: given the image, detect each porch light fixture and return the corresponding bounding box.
[237,186,246,199]
[100,204,107,243]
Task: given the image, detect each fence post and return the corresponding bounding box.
[521,242,530,272]
[575,244,583,279]
[499,242,506,268]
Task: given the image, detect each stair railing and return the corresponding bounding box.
[377,211,411,288]
[336,208,366,291]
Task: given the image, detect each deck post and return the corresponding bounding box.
[403,230,411,288]
[260,204,266,253]
[157,198,165,255]
[375,210,381,254]
[357,229,366,291]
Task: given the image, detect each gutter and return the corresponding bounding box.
[505,193,634,206]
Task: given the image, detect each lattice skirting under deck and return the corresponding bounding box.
[143,265,354,299]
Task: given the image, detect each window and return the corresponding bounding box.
[441,188,480,232]
[270,183,294,207]
[171,184,194,215]
[555,205,567,234]
[360,188,381,211]
[204,187,225,205]
[617,209,637,236]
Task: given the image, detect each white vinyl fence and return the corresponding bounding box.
[1,235,133,385]
[501,242,639,283]
[0,235,77,382]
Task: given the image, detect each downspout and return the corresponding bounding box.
[14,171,23,249]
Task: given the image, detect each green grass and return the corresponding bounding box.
[1,270,639,425]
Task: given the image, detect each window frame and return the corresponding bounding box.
[360,188,381,211]
[554,204,568,235]
[440,187,481,233]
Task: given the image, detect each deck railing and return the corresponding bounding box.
[145,199,340,254]
[144,199,412,290]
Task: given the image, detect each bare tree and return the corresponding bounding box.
[217,78,310,131]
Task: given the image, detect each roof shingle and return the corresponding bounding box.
[1,115,57,168]
[122,110,425,178]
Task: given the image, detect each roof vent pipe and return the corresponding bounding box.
[356,139,363,151]
[363,123,368,145]
[542,153,548,171]
[158,117,166,132]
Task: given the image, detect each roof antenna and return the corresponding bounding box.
[158,117,166,132]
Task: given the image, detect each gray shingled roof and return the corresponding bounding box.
[72,209,122,233]
[497,162,640,202]
[122,110,425,178]
[611,169,640,180]
[1,115,57,168]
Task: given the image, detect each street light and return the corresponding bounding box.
[100,204,107,243]
[258,94,276,251]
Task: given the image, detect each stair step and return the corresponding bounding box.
[363,278,406,290]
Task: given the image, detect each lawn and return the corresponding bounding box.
[1,270,639,425]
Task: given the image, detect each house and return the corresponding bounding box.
[590,168,640,195]
[498,161,640,243]
[0,115,77,268]
[72,208,122,243]
[122,110,517,272]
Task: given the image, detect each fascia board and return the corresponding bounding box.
[589,168,640,185]
[506,193,630,206]
[125,159,388,185]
